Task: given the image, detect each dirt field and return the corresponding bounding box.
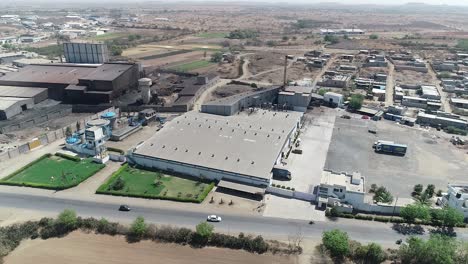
[4,232,295,264]
[248,62,321,84]
[394,70,435,85]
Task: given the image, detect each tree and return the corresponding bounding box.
[76,121,81,132]
[322,229,349,259]
[210,52,223,63]
[324,35,339,44]
[413,184,423,196]
[266,40,277,47]
[65,126,72,138]
[282,36,289,41]
[110,45,123,56]
[369,34,379,40]
[425,184,435,198]
[196,222,214,238]
[354,243,387,264]
[111,177,125,191]
[56,209,77,230]
[400,204,430,224]
[373,186,393,203]
[415,192,432,206]
[398,235,457,264]
[440,207,464,227]
[348,94,364,110]
[130,216,148,238]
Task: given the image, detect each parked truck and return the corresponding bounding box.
[373,140,407,156]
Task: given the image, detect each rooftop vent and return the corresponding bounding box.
[237,158,240,162]
[251,161,255,164]
[162,145,165,148]
[198,152,201,155]
[254,132,257,135]
[174,147,178,151]
[185,149,188,152]
[232,129,234,132]
[225,156,228,160]
[211,154,214,157]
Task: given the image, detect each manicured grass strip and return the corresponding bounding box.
[196,32,228,38]
[0,154,105,190]
[169,60,214,72]
[90,32,128,41]
[96,165,214,203]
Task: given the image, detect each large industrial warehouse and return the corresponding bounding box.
[130,110,303,194]
[0,63,139,103]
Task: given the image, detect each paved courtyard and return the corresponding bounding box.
[325,116,468,198]
[272,107,338,193]
[263,194,325,221]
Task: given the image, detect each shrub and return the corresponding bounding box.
[129,216,148,240]
[106,147,125,155]
[355,214,373,221]
[322,229,349,259]
[373,216,390,223]
[196,222,214,238]
[55,152,80,162]
[341,213,355,219]
[369,34,379,40]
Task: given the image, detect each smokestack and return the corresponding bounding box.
[283,55,288,88]
[138,78,152,104]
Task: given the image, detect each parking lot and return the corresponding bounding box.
[325,116,468,198]
[272,107,337,193]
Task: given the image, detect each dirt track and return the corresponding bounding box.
[5,231,295,264]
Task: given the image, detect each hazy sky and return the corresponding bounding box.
[4,0,468,6]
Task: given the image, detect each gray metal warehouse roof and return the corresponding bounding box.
[133,110,303,180]
[0,85,47,98]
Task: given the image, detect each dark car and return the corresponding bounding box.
[119,205,131,211]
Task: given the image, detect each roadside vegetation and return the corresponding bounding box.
[319,229,468,264]
[96,164,214,203]
[0,154,105,190]
[0,209,301,263]
[24,45,63,59]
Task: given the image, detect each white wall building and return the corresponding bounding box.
[130,111,303,192]
[323,92,344,107]
[317,170,366,209]
[441,184,468,219]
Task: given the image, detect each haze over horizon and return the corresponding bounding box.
[1,0,468,6]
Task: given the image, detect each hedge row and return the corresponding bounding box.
[55,152,81,162]
[0,153,52,181]
[106,147,125,155]
[326,210,467,228]
[271,184,295,191]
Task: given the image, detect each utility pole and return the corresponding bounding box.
[391,196,399,220]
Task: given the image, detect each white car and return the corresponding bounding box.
[207,215,222,222]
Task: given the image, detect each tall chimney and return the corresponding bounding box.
[139,78,152,104]
[283,55,288,88]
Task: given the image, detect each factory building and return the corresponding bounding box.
[0,97,34,120]
[417,111,468,130]
[0,63,139,103]
[130,111,303,194]
[323,92,344,107]
[278,85,313,112]
[201,87,279,116]
[63,42,109,64]
[420,85,441,100]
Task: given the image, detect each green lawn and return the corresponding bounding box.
[169,60,214,72]
[196,32,228,38]
[97,165,214,203]
[89,32,128,41]
[0,154,105,189]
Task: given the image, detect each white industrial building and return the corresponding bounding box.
[420,85,441,100]
[130,110,303,194]
[441,184,468,220]
[317,170,365,209]
[323,92,344,107]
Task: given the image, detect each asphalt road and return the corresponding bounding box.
[2,191,467,245]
